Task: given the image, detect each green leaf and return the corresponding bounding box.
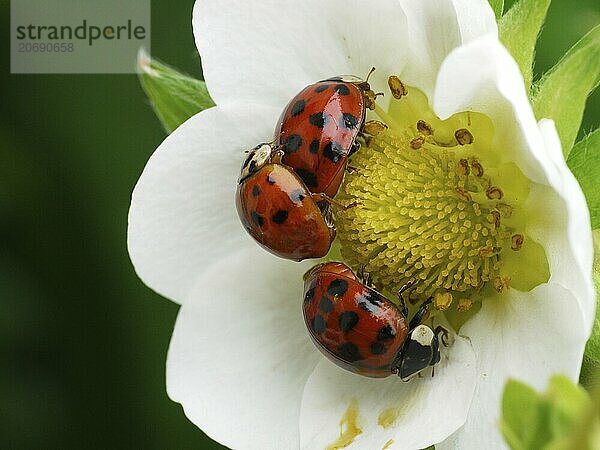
[501,376,600,450]
[501,379,542,449]
[581,230,600,390]
[137,48,215,133]
[532,25,600,157]
[499,0,550,90]
[567,129,600,229]
[488,0,504,19]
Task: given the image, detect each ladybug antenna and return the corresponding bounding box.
[365,66,376,83]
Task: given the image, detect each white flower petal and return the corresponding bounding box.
[536,119,595,333]
[167,247,319,450]
[433,35,595,330]
[433,34,547,184]
[193,0,410,108]
[300,334,476,450]
[398,0,497,97]
[128,103,279,303]
[438,284,589,450]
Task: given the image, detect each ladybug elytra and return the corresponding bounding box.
[235,144,336,261]
[303,262,445,379]
[275,74,379,198]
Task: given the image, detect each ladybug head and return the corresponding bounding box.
[239,143,274,183]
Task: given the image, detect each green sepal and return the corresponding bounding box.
[532,25,600,157]
[567,129,600,229]
[137,48,215,134]
[498,0,550,90]
[488,0,504,20]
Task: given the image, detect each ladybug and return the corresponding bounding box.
[303,262,446,379]
[235,143,336,261]
[274,73,380,198]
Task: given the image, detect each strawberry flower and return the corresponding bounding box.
[128,0,595,448]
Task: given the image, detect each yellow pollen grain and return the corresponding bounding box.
[327,400,362,450]
[434,291,453,310]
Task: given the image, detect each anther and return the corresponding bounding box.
[417,120,433,135]
[511,234,524,251]
[456,298,473,312]
[363,120,388,136]
[457,159,470,176]
[470,159,484,177]
[488,210,501,228]
[455,187,472,202]
[486,186,504,200]
[496,203,513,218]
[388,76,408,99]
[455,129,474,145]
[434,291,453,311]
[493,276,511,293]
[410,136,424,149]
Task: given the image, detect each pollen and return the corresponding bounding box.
[335,81,549,307]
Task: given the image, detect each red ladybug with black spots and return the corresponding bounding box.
[303,262,447,379]
[275,74,379,198]
[235,143,336,261]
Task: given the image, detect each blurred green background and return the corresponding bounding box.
[1,0,598,449]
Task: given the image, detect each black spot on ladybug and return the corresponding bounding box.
[272,209,289,224]
[337,342,362,362]
[304,286,315,304]
[319,296,334,313]
[341,113,359,129]
[291,99,306,117]
[370,342,387,355]
[266,174,276,185]
[252,185,261,197]
[315,84,330,93]
[323,141,346,163]
[309,139,320,154]
[377,325,396,342]
[289,189,306,204]
[328,278,349,297]
[339,311,359,333]
[296,168,318,188]
[311,315,327,335]
[309,112,327,128]
[335,84,351,95]
[285,134,303,153]
[251,211,264,227]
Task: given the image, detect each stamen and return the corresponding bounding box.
[388,75,408,99]
[434,291,453,311]
[455,129,474,145]
[417,120,433,135]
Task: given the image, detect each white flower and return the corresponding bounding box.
[128,0,596,449]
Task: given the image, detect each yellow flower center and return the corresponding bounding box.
[336,80,550,312]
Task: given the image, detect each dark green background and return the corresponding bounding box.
[2,0,598,448]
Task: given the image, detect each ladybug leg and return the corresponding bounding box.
[311,193,356,210]
[408,297,433,331]
[348,141,361,157]
[346,165,359,174]
[397,280,414,318]
[434,325,450,347]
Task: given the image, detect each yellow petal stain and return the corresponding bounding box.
[326,399,362,450]
[382,438,394,449]
[378,406,401,429]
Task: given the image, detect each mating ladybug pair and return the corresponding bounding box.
[235,74,445,379]
[236,75,377,260]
